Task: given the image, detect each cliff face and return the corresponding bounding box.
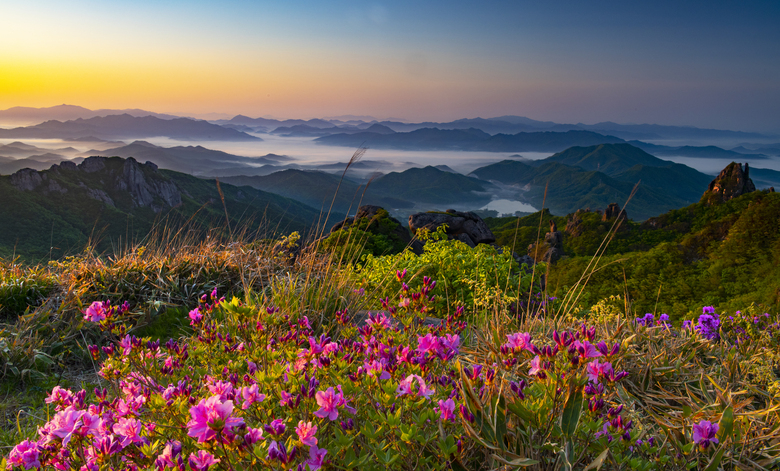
[10,156,183,213]
[701,162,756,204]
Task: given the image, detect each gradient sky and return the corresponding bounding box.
[2,0,779,132]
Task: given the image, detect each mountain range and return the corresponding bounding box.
[0,157,323,261]
[0,114,259,141]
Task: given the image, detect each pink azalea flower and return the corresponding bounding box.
[188,307,203,325]
[154,440,182,469]
[505,332,534,352]
[7,440,40,470]
[187,395,245,443]
[438,334,460,359]
[314,387,343,421]
[83,301,108,322]
[48,406,86,446]
[436,398,457,422]
[119,335,134,356]
[112,417,147,447]
[296,421,318,447]
[245,427,264,445]
[364,360,391,380]
[417,333,440,355]
[586,360,614,383]
[45,386,74,410]
[239,384,266,409]
[306,445,328,471]
[396,374,435,399]
[207,380,235,401]
[573,340,602,359]
[528,355,545,377]
[188,450,220,471]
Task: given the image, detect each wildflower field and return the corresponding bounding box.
[1,225,780,470]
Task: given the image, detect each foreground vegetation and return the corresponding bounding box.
[1,213,779,470]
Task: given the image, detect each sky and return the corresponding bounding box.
[2,0,779,132]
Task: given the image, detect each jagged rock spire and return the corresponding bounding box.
[702,162,756,204]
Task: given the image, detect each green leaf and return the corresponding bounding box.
[560,386,583,437]
[717,406,734,442]
[703,446,726,471]
[491,454,540,467]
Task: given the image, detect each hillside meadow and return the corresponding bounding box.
[1,192,779,470]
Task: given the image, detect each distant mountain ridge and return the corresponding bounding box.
[0,157,322,261]
[0,104,179,125]
[0,114,260,141]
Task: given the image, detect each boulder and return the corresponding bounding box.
[329,205,423,254]
[408,209,495,247]
[603,203,627,222]
[702,162,756,204]
[528,220,563,263]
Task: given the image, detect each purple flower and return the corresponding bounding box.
[265,419,286,437]
[188,450,220,471]
[436,398,456,422]
[306,445,328,471]
[692,420,719,449]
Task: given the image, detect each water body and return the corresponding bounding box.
[481,199,537,215]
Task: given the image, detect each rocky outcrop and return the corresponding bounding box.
[78,156,107,173]
[78,182,115,206]
[10,168,44,191]
[702,162,756,204]
[528,220,563,263]
[327,205,424,254]
[408,209,495,247]
[603,203,627,222]
[116,158,182,211]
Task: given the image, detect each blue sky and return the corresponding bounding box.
[2,0,779,131]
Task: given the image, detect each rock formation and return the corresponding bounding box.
[603,203,627,222]
[702,162,756,204]
[408,209,495,248]
[528,219,563,263]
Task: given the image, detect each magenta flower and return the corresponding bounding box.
[154,440,182,469]
[692,420,719,449]
[239,384,266,409]
[7,440,40,470]
[572,340,602,359]
[364,360,391,380]
[112,417,147,447]
[417,333,440,355]
[47,406,86,446]
[528,356,545,378]
[296,421,318,447]
[396,374,435,399]
[187,395,245,443]
[586,360,614,383]
[438,334,460,360]
[265,419,286,437]
[188,450,220,471]
[188,307,203,325]
[436,398,457,422]
[45,386,74,410]
[504,332,534,353]
[83,301,108,322]
[245,427,264,445]
[306,445,328,471]
[314,387,343,421]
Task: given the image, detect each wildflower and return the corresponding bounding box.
[528,356,546,379]
[188,450,220,471]
[7,440,40,470]
[154,440,182,469]
[436,398,456,422]
[504,332,535,353]
[239,384,266,409]
[417,333,440,355]
[187,396,245,443]
[265,419,286,437]
[47,406,86,446]
[267,441,296,464]
[572,340,602,359]
[395,269,407,281]
[245,427,264,445]
[314,387,343,421]
[83,301,109,322]
[188,307,203,325]
[586,360,614,383]
[296,421,318,447]
[396,374,435,399]
[692,420,719,450]
[113,417,147,447]
[306,445,328,471]
[636,313,654,326]
[364,360,391,380]
[45,386,75,410]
